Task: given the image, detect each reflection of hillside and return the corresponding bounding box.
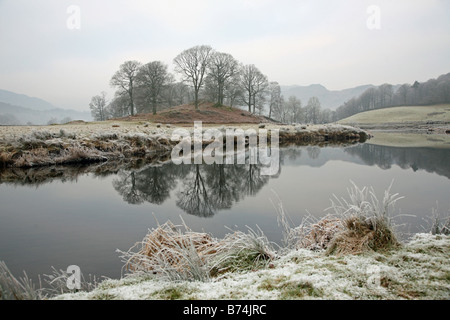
[279,145,365,168]
[345,144,450,179]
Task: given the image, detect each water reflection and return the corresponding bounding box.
[112,163,270,217]
[345,144,450,179]
[113,166,178,205]
[1,143,449,221]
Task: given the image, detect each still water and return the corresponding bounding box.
[1,143,449,282]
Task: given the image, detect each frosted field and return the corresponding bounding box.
[54,233,450,300]
[339,104,450,125]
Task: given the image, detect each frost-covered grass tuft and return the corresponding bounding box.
[117,220,216,282]
[0,261,101,300]
[210,226,277,275]
[272,181,402,255]
[118,220,277,282]
[324,181,403,255]
[39,266,101,297]
[430,206,450,236]
[0,261,40,300]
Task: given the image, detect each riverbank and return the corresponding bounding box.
[52,232,449,300]
[1,175,448,301]
[0,122,370,169]
[367,131,450,149]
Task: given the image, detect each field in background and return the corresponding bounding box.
[339,104,450,125]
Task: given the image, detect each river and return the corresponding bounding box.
[1,141,449,283]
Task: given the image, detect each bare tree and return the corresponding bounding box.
[89,91,108,121]
[207,51,240,106]
[110,60,142,116]
[173,45,214,109]
[285,95,303,124]
[106,94,130,118]
[224,74,242,107]
[272,95,289,123]
[169,81,191,107]
[240,64,269,114]
[305,97,321,124]
[268,82,282,119]
[136,61,171,115]
[378,83,394,107]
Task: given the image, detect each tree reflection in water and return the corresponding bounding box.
[113,161,272,218]
[3,143,449,219]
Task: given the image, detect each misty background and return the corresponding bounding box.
[0,0,449,124]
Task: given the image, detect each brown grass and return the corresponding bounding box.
[123,221,219,275]
[113,103,273,124]
[0,151,14,168]
[298,217,342,251]
[325,216,400,256]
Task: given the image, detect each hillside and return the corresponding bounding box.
[0,89,92,125]
[281,84,378,110]
[0,101,92,125]
[114,103,277,124]
[338,104,450,125]
[0,89,57,111]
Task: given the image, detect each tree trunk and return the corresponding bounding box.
[152,97,157,115]
[252,94,256,114]
[194,89,199,109]
[129,89,134,116]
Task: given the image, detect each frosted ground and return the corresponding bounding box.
[0,121,368,168]
[55,233,449,300]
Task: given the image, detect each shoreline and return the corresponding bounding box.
[52,232,450,300]
[350,121,450,135]
[0,122,370,169]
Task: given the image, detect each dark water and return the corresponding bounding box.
[1,143,449,282]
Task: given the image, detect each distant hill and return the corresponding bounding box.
[0,89,57,111]
[0,89,92,125]
[281,84,376,110]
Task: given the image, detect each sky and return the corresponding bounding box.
[0,0,449,111]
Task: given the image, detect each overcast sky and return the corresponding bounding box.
[0,0,449,111]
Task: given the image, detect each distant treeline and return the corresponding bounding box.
[335,72,450,120]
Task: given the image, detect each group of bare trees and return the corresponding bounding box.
[89,44,340,124]
[89,44,275,120]
[335,72,450,120]
[267,82,336,124]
